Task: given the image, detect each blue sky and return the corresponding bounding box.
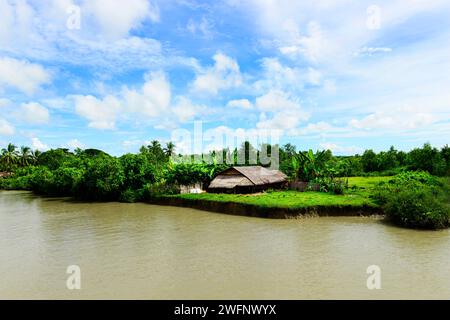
[0,0,449,155]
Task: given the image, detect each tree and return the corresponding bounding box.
[19,146,32,167]
[361,149,379,172]
[1,143,18,171]
[407,143,446,176]
[119,153,156,190]
[164,142,175,157]
[30,150,42,165]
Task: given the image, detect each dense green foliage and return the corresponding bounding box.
[373,172,450,229]
[2,139,450,230]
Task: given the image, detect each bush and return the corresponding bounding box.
[119,188,144,203]
[374,171,450,229]
[76,156,125,200]
[309,177,348,194]
[143,181,180,200]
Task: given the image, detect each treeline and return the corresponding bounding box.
[0,141,227,201]
[1,141,450,202]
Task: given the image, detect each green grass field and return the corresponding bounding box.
[168,176,392,209]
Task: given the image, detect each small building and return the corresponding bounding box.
[207,166,287,194]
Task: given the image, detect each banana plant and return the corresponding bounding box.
[295,149,327,181]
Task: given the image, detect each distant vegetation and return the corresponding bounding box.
[1,141,449,229]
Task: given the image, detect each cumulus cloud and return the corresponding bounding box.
[171,97,207,123]
[123,71,171,118]
[256,109,309,131]
[74,72,208,130]
[74,95,121,130]
[31,137,49,151]
[192,52,242,94]
[19,102,50,124]
[0,118,14,135]
[255,89,299,112]
[227,99,253,109]
[0,57,51,95]
[84,0,160,40]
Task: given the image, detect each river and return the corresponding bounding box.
[1,190,449,299]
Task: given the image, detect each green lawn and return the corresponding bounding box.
[347,176,392,189]
[167,176,391,209]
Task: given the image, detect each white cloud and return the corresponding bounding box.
[74,72,211,130]
[0,98,11,108]
[123,71,171,118]
[0,57,51,95]
[0,118,14,135]
[256,109,309,131]
[20,102,50,124]
[0,0,168,73]
[355,46,392,56]
[255,89,299,112]
[319,142,362,155]
[187,16,215,38]
[74,95,121,130]
[254,58,304,92]
[307,67,322,85]
[31,137,49,151]
[84,0,160,40]
[192,52,242,94]
[349,107,436,130]
[227,99,253,109]
[171,97,206,122]
[66,139,85,150]
[279,20,325,62]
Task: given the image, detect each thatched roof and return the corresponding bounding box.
[0,172,12,178]
[208,166,287,189]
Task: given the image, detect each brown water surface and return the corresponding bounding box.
[1,191,449,299]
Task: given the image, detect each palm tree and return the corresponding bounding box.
[30,149,42,165]
[1,143,19,171]
[19,146,31,167]
[149,140,161,152]
[164,142,175,157]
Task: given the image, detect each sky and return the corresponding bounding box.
[0,0,449,156]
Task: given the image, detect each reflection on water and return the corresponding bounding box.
[1,190,449,299]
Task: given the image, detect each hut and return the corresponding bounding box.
[207,166,287,194]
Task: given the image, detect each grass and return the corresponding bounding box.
[165,176,393,210]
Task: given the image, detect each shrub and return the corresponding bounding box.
[374,171,450,229]
[143,181,180,200]
[309,177,348,195]
[119,188,144,203]
[382,187,449,229]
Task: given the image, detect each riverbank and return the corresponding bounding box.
[149,194,382,218]
[149,177,389,218]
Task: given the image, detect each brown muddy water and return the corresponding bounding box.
[1,190,449,299]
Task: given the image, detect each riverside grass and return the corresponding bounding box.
[166,176,392,210]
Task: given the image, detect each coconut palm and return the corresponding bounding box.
[30,149,42,165]
[19,146,32,167]
[164,142,175,157]
[1,143,19,171]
